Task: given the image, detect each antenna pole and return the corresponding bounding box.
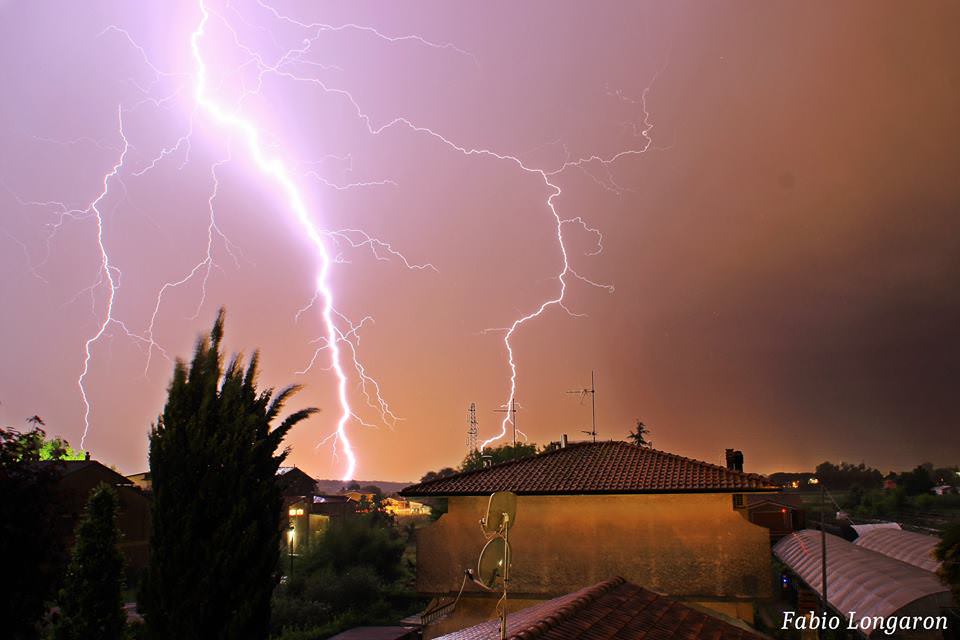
[500,512,510,640]
[567,372,597,442]
[590,370,596,443]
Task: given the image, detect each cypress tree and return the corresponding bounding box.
[54,483,126,640]
[140,308,317,639]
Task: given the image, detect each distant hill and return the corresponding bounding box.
[314,479,414,496]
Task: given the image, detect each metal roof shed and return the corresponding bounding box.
[774,530,951,636]
[853,528,942,573]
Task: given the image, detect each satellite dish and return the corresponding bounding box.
[476,536,511,590]
[481,491,517,535]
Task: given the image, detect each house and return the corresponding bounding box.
[431,577,766,640]
[401,441,778,629]
[48,460,152,570]
[739,492,806,542]
[276,466,318,497]
[343,490,378,504]
[127,471,152,493]
[383,496,432,517]
[285,493,362,550]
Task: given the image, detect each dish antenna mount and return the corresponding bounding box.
[465,491,517,640]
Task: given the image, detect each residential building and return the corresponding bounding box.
[739,492,806,542]
[401,440,779,631]
[277,465,318,497]
[49,460,151,570]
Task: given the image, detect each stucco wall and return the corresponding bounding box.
[415,493,772,601]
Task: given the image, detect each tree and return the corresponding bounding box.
[934,521,960,607]
[627,420,653,447]
[140,309,317,640]
[0,426,69,639]
[53,484,125,640]
[460,443,538,472]
[901,465,935,496]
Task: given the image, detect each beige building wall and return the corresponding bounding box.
[415,493,773,603]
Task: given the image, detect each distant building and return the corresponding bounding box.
[932,484,957,496]
[343,490,378,504]
[432,577,767,640]
[127,471,152,493]
[383,496,432,517]
[402,441,778,631]
[49,460,151,570]
[277,466,318,497]
[775,530,951,630]
[739,492,806,542]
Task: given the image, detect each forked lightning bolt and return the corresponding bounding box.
[9,0,658,475]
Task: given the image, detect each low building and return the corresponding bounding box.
[774,530,952,635]
[739,492,806,542]
[852,527,942,573]
[402,441,778,631]
[277,466,318,497]
[432,577,766,640]
[286,493,362,550]
[384,497,432,517]
[50,460,151,570]
[127,471,152,493]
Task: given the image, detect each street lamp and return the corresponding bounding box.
[287,523,295,577]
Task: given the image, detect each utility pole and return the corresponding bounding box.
[819,483,828,639]
[566,370,597,442]
[494,396,519,447]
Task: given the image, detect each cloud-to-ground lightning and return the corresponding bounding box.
[8,0,659,476]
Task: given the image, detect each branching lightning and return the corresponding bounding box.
[8,0,659,475]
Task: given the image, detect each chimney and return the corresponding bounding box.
[482,455,493,469]
[84,451,91,461]
[561,434,568,448]
[725,449,743,472]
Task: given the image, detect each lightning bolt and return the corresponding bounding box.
[12,0,659,476]
[78,106,130,449]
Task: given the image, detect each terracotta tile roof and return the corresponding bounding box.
[434,578,767,640]
[401,441,775,496]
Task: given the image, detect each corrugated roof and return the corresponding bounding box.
[853,528,942,573]
[401,441,776,496]
[434,578,766,640]
[773,530,949,631]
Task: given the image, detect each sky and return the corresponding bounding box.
[1,1,958,481]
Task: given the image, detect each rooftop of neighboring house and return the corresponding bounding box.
[401,441,776,497]
[433,577,767,640]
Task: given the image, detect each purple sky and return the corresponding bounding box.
[1,1,958,480]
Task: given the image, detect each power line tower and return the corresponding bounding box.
[567,370,597,442]
[466,402,479,453]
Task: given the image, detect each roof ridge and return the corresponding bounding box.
[509,577,626,640]
[406,441,579,491]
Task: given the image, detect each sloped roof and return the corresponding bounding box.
[853,528,942,573]
[773,530,950,630]
[43,460,132,485]
[401,441,776,496]
[434,577,766,640]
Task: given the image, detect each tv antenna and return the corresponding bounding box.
[467,491,517,640]
[493,395,520,447]
[566,370,597,442]
[466,402,479,453]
